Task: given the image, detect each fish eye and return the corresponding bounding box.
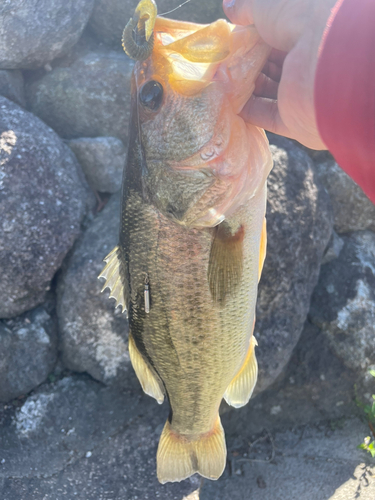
[139,80,163,111]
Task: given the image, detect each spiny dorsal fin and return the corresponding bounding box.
[208,222,244,303]
[98,246,128,313]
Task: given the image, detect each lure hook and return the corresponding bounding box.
[122,0,157,61]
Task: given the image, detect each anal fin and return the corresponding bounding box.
[128,333,164,404]
[224,335,258,408]
[258,218,267,281]
[157,416,226,484]
[98,246,128,313]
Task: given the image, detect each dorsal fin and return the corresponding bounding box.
[98,246,128,313]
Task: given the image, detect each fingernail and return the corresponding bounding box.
[223,0,236,8]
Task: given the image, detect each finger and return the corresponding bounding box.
[261,61,283,82]
[240,95,290,138]
[223,0,254,25]
[253,73,279,99]
[268,49,287,66]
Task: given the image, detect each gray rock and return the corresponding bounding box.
[57,193,133,386]
[89,0,224,47]
[0,70,25,107]
[0,376,141,479]
[0,375,372,500]
[26,50,133,144]
[0,375,197,500]
[68,137,126,193]
[0,319,371,499]
[222,320,357,437]
[57,136,332,395]
[254,135,333,393]
[0,307,57,402]
[0,97,95,318]
[321,230,344,265]
[309,231,375,379]
[0,0,95,70]
[314,158,375,234]
[28,29,102,72]
[200,419,375,500]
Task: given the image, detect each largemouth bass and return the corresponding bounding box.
[99,0,272,484]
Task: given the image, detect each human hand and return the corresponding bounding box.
[223,0,337,150]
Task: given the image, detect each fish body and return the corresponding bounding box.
[100,1,272,484]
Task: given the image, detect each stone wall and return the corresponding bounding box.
[0,1,374,498]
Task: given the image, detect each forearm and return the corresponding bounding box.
[314,0,375,203]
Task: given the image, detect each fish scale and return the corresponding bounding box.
[122,184,265,434]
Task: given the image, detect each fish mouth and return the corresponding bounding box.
[160,22,270,105]
[128,9,270,97]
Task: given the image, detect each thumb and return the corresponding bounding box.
[241,95,290,138]
[223,0,254,25]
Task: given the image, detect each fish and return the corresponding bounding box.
[99,0,273,484]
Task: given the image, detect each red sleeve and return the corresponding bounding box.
[314,0,375,204]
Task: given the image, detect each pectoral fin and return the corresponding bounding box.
[224,335,258,408]
[208,222,244,303]
[98,246,128,313]
[128,333,165,404]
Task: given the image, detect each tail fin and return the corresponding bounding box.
[156,417,226,484]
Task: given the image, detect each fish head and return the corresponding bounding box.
[124,5,273,227]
